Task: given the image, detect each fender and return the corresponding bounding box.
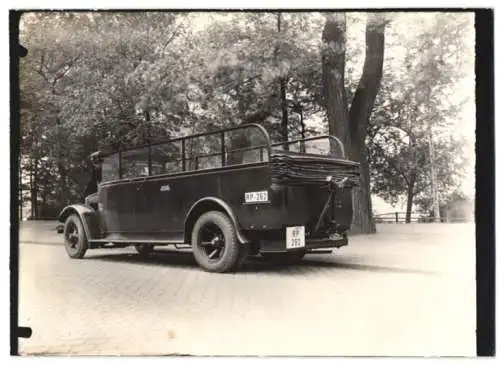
[184,197,249,244]
[58,204,102,240]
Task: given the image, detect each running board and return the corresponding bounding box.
[88,239,186,249]
[89,239,185,244]
[305,249,333,254]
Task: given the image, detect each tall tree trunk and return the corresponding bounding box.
[55,117,68,207]
[280,78,289,145]
[277,13,289,147]
[322,14,386,234]
[59,167,67,206]
[348,15,386,234]
[144,109,151,144]
[405,188,414,224]
[405,170,417,223]
[427,125,440,222]
[350,143,375,233]
[299,109,306,153]
[321,14,350,149]
[405,182,415,224]
[30,159,39,217]
[42,185,48,217]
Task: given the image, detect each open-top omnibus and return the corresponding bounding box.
[58,123,360,273]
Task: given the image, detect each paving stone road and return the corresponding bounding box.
[17,222,476,356]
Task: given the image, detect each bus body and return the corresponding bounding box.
[58,123,360,272]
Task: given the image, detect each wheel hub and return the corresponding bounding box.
[66,224,79,249]
[211,235,222,247]
[199,225,225,260]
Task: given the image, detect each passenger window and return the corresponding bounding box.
[151,141,182,175]
[197,155,222,169]
[101,154,119,182]
[225,128,269,166]
[185,134,222,171]
[121,147,149,179]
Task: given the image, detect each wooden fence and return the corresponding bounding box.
[374,212,471,224]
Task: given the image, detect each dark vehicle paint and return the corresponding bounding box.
[99,163,272,236]
[59,124,359,253]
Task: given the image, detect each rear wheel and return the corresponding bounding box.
[134,244,154,257]
[191,211,247,273]
[63,214,88,259]
[261,251,306,265]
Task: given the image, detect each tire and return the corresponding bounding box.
[191,211,247,273]
[262,250,306,265]
[134,244,154,257]
[63,214,89,259]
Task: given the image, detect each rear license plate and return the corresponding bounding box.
[286,226,305,249]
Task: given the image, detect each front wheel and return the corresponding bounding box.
[63,214,88,259]
[191,211,247,273]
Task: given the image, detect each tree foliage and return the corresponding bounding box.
[367,12,473,220]
[18,11,474,224]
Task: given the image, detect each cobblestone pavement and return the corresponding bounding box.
[18,223,476,356]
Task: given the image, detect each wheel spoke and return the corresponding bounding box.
[208,248,219,259]
[199,222,226,261]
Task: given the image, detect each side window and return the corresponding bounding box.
[121,147,149,179]
[225,128,269,166]
[185,134,222,171]
[151,141,182,175]
[101,154,119,182]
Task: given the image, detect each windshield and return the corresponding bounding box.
[101,154,119,182]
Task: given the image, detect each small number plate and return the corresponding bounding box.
[244,191,268,203]
[286,226,305,249]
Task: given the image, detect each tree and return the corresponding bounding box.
[186,12,327,143]
[369,123,468,222]
[20,11,473,224]
[19,12,191,214]
[367,12,473,221]
[322,13,389,233]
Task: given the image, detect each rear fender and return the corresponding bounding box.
[58,204,102,240]
[184,197,249,244]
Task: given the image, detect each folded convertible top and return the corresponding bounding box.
[270,153,361,187]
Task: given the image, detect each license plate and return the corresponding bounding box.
[286,226,305,249]
[245,190,268,203]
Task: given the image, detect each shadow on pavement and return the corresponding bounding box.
[88,250,199,269]
[294,259,438,276]
[86,249,437,276]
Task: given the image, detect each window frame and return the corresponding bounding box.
[102,124,273,182]
[96,125,349,184]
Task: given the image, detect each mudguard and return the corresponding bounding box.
[185,197,249,244]
[58,204,102,240]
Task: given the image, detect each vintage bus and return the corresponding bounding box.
[58,123,360,273]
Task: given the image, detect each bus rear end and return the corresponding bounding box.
[245,136,360,254]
